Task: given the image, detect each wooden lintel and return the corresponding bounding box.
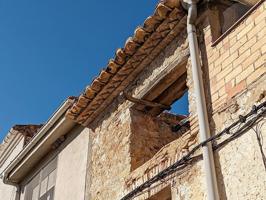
[123,92,171,110]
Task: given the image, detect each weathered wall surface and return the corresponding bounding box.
[54,126,89,200]
[130,110,181,170]
[203,2,266,112]
[0,135,24,200]
[89,104,132,200]
[212,78,266,200]
[200,1,266,199]
[88,2,265,200]
[87,34,190,198]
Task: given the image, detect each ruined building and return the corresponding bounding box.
[0,0,266,199]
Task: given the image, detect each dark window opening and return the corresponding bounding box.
[132,61,190,133]
[129,62,190,171]
[133,60,189,119]
[209,0,255,43]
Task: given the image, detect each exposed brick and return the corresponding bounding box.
[211,78,225,94]
[210,65,222,78]
[236,65,254,84]
[238,36,257,55]
[212,92,219,102]
[236,22,254,40]
[230,35,247,54]
[229,36,237,47]
[247,19,265,40]
[233,49,251,68]
[246,67,266,85]
[261,43,266,54]
[242,51,261,70]
[217,65,233,81]
[214,51,230,66]
[225,79,236,93]
[254,57,266,69]
[250,35,266,53]
[221,51,239,69]
[225,65,242,82]
[205,34,212,46]
[227,80,246,99]
[218,86,226,97]
[254,8,266,25]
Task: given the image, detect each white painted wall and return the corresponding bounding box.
[54,126,89,200]
[0,136,24,200]
[1,125,90,200]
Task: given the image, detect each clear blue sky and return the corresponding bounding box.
[0,0,188,142]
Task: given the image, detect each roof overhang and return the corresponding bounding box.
[66,0,188,126]
[3,98,76,184]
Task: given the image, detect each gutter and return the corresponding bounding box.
[3,98,75,186]
[181,0,220,199]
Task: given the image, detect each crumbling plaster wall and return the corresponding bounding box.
[87,2,266,199]
[130,109,181,171]
[123,43,205,200]
[87,30,205,200]
[213,78,266,200]
[199,1,266,199]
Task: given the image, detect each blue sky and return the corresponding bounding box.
[0,0,188,142]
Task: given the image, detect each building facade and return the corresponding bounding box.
[1,99,90,200]
[1,0,266,200]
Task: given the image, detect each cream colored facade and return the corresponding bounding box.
[18,126,90,200]
[0,131,25,200]
[0,100,90,200]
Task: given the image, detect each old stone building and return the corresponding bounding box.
[1,0,266,200]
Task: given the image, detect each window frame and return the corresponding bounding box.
[24,157,57,200]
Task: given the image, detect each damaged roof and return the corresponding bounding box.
[0,125,42,163]
[66,0,187,126]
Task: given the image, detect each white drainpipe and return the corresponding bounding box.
[181,0,220,199]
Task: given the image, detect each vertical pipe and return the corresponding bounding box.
[185,2,220,200]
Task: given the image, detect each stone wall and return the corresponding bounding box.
[87,2,266,200]
[89,104,132,200]
[87,29,196,200]
[130,110,181,171]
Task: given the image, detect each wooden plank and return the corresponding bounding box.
[123,92,171,110]
[143,59,187,101]
[149,73,188,116]
[134,56,187,111]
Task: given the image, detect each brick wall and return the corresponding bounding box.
[204,1,266,111]
[201,1,266,199]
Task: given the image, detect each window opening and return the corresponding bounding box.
[209,0,255,42]
[129,62,190,170]
[25,158,57,200]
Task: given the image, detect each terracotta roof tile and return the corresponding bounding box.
[66,0,186,125]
